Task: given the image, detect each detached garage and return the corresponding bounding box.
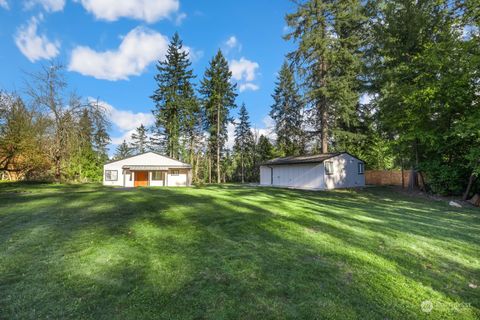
[260,152,365,190]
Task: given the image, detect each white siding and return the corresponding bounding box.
[260,166,272,185]
[103,152,191,187]
[149,171,166,187]
[260,153,365,190]
[166,169,188,186]
[261,163,325,189]
[324,153,365,189]
[103,164,125,187]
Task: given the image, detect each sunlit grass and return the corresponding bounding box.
[0,183,478,319]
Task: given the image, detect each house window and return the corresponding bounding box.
[358,162,365,175]
[325,161,334,175]
[171,170,179,176]
[105,170,118,181]
[152,171,163,180]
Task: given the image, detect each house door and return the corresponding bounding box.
[134,171,148,187]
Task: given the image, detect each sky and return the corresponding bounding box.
[0,0,298,155]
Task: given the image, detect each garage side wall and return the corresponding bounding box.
[260,166,272,185]
[324,153,365,189]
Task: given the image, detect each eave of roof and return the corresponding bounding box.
[122,165,192,170]
[261,152,363,166]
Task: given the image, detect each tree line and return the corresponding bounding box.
[1,0,479,197]
[0,64,110,182]
[112,34,273,184]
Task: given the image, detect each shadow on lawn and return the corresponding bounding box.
[0,184,478,319]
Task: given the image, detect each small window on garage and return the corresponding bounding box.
[171,170,179,176]
[358,162,364,174]
[152,171,163,180]
[325,161,334,175]
[105,170,118,181]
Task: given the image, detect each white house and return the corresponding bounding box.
[260,152,365,190]
[103,152,192,187]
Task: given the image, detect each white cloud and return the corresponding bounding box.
[111,129,136,145]
[229,57,260,92]
[239,83,259,92]
[91,98,155,145]
[224,35,242,52]
[69,26,169,81]
[14,15,60,62]
[230,57,259,82]
[226,121,236,150]
[226,115,276,150]
[77,0,179,23]
[253,115,276,141]
[25,0,65,12]
[175,12,187,25]
[226,36,238,48]
[0,0,9,9]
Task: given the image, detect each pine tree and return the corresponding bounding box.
[200,50,237,183]
[91,106,110,162]
[254,135,275,181]
[148,127,166,153]
[285,0,365,153]
[130,124,149,154]
[114,140,132,160]
[151,32,197,160]
[256,135,275,164]
[270,61,304,156]
[233,104,255,183]
[67,108,98,182]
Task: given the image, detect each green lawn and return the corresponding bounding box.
[0,183,478,319]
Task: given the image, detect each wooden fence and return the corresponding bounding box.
[365,170,416,188]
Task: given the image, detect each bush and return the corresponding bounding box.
[420,160,469,195]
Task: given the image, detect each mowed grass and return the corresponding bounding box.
[0,183,479,319]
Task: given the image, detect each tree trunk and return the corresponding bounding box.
[320,106,328,153]
[463,173,477,200]
[241,153,244,184]
[408,168,418,191]
[54,156,61,182]
[401,159,405,189]
[216,105,221,184]
[418,171,427,192]
[319,55,328,154]
[208,156,212,184]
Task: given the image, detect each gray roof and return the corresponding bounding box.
[122,165,191,170]
[262,152,356,166]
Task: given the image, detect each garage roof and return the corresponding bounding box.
[263,152,347,165]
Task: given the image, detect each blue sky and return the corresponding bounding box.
[0,0,297,154]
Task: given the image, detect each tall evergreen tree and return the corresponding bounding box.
[285,0,366,153]
[114,140,132,160]
[368,0,480,194]
[66,108,99,182]
[130,124,149,154]
[270,61,304,156]
[256,135,275,161]
[233,104,255,183]
[151,32,197,160]
[91,105,110,163]
[200,50,237,183]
